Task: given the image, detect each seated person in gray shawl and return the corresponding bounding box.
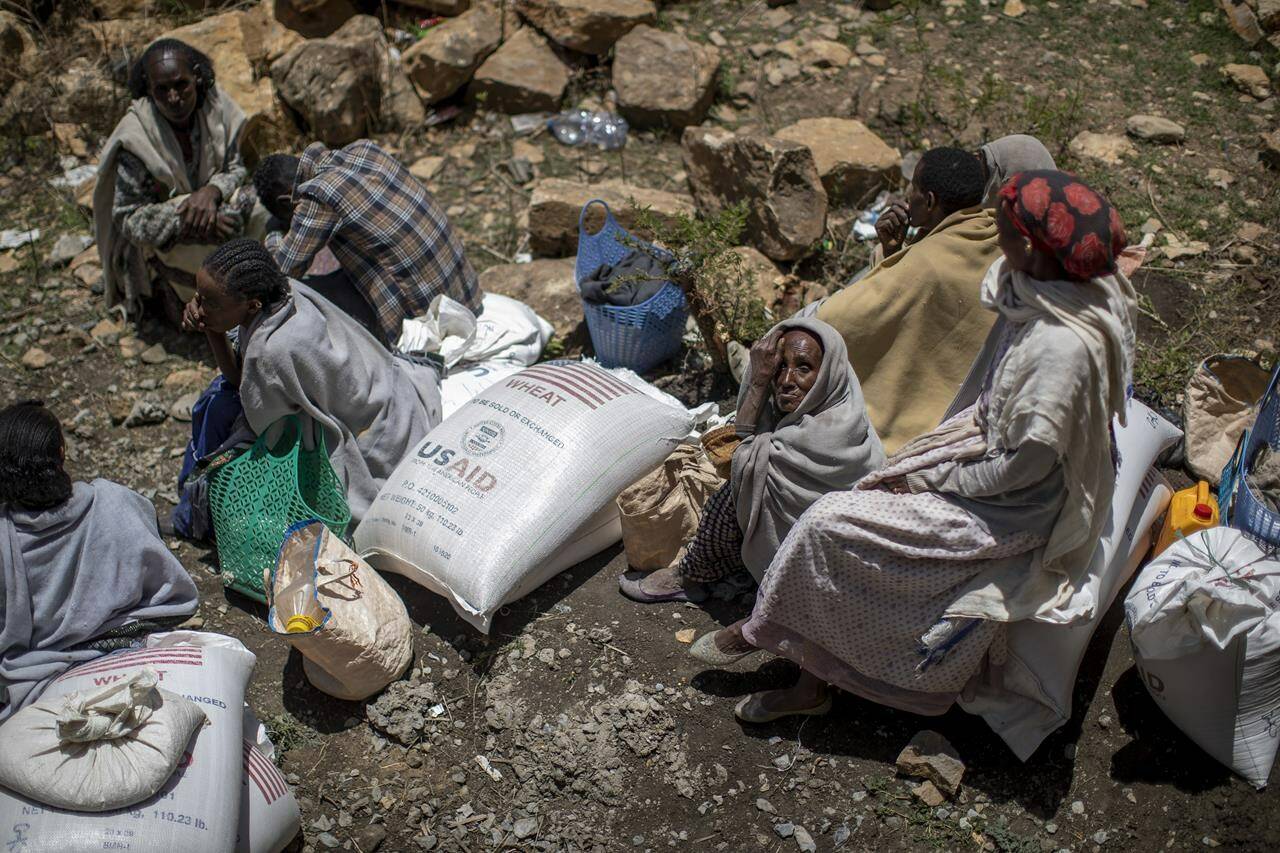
[619,318,886,615]
[95,39,259,321]
[183,239,444,523]
[1,401,199,721]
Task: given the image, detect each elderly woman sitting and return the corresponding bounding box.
[95,39,260,322]
[700,171,1136,723]
[184,239,444,523]
[620,318,885,614]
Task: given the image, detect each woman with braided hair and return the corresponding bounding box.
[702,171,1136,724]
[185,239,444,522]
[95,38,261,322]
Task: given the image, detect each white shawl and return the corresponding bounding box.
[731,318,886,581]
[945,257,1137,622]
[94,87,245,312]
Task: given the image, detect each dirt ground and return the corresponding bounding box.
[3,0,1280,851]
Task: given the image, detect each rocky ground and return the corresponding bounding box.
[3,0,1280,851]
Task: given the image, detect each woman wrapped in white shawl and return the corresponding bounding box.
[698,170,1137,725]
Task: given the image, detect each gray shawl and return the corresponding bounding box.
[238,281,444,523]
[1,480,199,720]
[94,87,245,312]
[731,318,886,580]
[979,135,1056,207]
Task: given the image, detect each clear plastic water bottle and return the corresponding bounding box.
[277,575,320,633]
[548,110,629,151]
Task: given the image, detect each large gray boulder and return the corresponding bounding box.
[514,0,655,54]
[402,8,502,105]
[526,177,696,257]
[269,15,386,146]
[471,27,570,113]
[682,127,828,262]
[613,25,719,129]
[774,117,900,205]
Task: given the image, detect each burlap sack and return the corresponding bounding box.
[617,444,724,571]
[1184,355,1270,485]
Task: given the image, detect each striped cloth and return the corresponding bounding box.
[272,141,481,345]
[509,361,639,410]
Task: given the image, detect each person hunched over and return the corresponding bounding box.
[185,238,446,523]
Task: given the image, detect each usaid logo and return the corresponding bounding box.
[462,420,505,456]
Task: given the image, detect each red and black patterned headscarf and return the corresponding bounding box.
[997,170,1127,281]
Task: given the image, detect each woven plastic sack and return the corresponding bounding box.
[1184,355,1269,485]
[0,631,255,853]
[209,415,350,603]
[355,360,693,631]
[618,445,723,571]
[1126,527,1280,788]
[267,521,413,700]
[0,668,206,812]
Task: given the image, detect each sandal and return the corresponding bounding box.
[689,630,760,666]
[618,572,707,604]
[734,690,832,724]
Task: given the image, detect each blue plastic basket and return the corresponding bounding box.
[574,199,687,373]
[1219,360,1280,545]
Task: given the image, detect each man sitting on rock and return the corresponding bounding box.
[95,38,261,325]
[254,140,482,347]
[816,147,1000,454]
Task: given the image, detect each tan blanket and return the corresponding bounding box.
[817,206,1001,453]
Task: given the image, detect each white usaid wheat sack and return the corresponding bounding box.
[355,360,693,631]
[237,709,300,853]
[1125,527,1280,788]
[0,632,254,853]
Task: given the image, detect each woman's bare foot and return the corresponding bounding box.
[638,566,684,596]
[713,618,755,655]
[757,671,829,714]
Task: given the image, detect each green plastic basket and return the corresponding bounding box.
[207,414,351,602]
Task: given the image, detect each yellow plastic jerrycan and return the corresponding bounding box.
[1154,480,1220,555]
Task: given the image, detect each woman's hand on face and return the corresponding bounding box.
[180,297,206,334]
[748,329,784,389]
[179,186,222,241]
[876,199,909,255]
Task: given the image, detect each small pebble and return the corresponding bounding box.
[774,821,794,839]
[1070,800,1085,815]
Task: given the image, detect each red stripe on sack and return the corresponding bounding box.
[559,366,621,403]
[524,366,612,406]
[68,648,204,670]
[247,746,287,802]
[56,652,205,682]
[575,363,636,397]
[57,650,204,676]
[243,746,282,804]
[516,368,599,409]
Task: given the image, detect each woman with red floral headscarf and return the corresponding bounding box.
[693,170,1137,724]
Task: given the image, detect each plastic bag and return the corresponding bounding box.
[0,668,206,812]
[1126,527,1280,788]
[268,521,414,700]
